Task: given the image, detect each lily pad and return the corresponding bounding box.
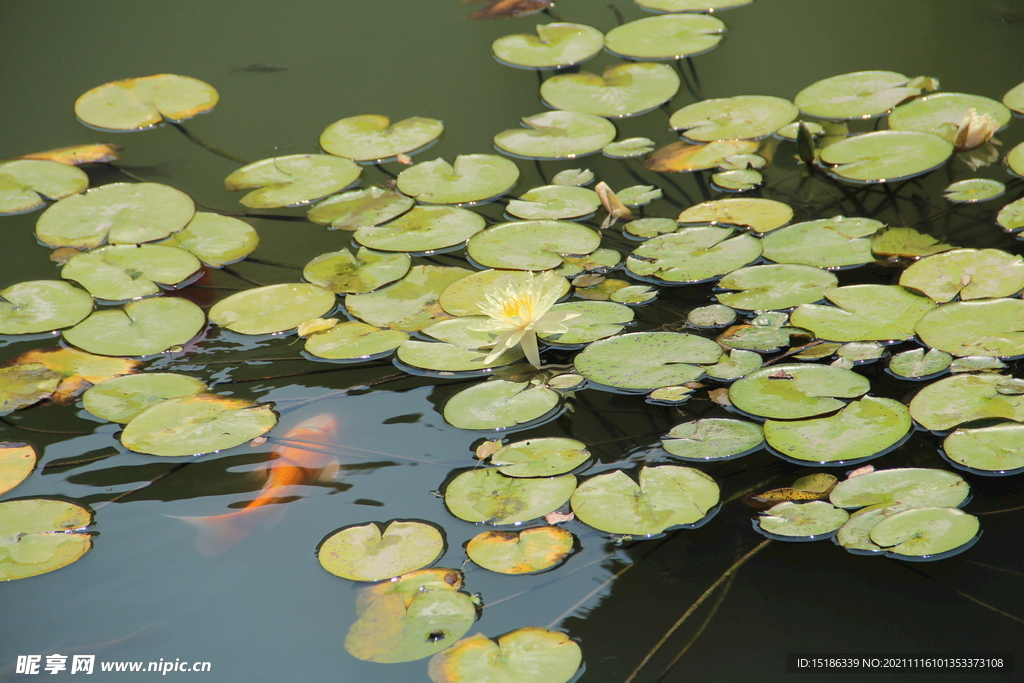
[829,467,970,510]
[900,249,1024,302]
[1009,143,1024,180]
[794,71,924,120]
[676,197,793,233]
[61,244,202,301]
[943,422,1024,474]
[468,221,601,271]
[320,115,443,162]
[74,74,218,131]
[347,265,472,331]
[439,269,569,317]
[908,374,1024,431]
[790,285,936,341]
[0,364,62,415]
[318,520,444,581]
[915,298,1024,357]
[120,394,277,456]
[35,182,195,250]
[0,159,88,215]
[729,364,870,419]
[506,185,601,220]
[711,169,762,192]
[703,348,763,380]
[717,264,838,311]
[63,297,205,356]
[488,437,590,477]
[428,628,582,683]
[869,507,979,559]
[618,185,662,206]
[636,0,751,10]
[0,280,94,334]
[574,331,722,391]
[494,111,616,160]
[687,303,737,327]
[397,317,524,372]
[466,527,574,574]
[9,347,141,402]
[303,247,410,295]
[0,499,93,581]
[307,187,414,230]
[626,227,762,284]
[492,22,605,69]
[670,96,797,142]
[82,372,207,423]
[888,92,1011,141]
[888,348,953,379]
[541,62,680,118]
[820,131,953,183]
[0,443,37,496]
[645,140,760,172]
[662,418,764,461]
[444,380,560,431]
[762,217,884,268]
[604,14,725,60]
[224,154,362,208]
[209,283,336,335]
[552,169,595,186]
[1004,81,1024,114]
[397,155,520,205]
[538,301,633,345]
[305,321,408,360]
[157,212,259,267]
[555,249,621,277]
[355,205,485,253]
[570,466,719,535]
[870,226,956,258]
[444,468,576,524]
[997,197,1024,233]
[603,137,656,158]
[756,501,849,539]
[943,178,1005,204]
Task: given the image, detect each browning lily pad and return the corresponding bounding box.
[224,154,362,208]
[320,115,443,162]
[61,244,202,301]
[0,364,62,415]
[604,14,725,60]
[307,187,414,230]
[443,380,560,431]
[318,520,444,581]
[492,22,605,69]
[63,297,205,357]
[494,111,616,160]
[0,499,93,581]
[662,418,764,461]
[574,331,722,391]
[10,347,141,402]
[428,628,582,683]
[870,226,956,258]
[645,140,760,172]
[444,468,576,524]
[82,372,208,423]
[303,247,410,295]
[541,62,680,118]
[0,159,88,215]
[0,280,94,334]
[0,443,37,496]
[670,96,797,142]
[397,155,520,205]
[466,527,574,574]
[209,283,336,335]
[75,74,218,131]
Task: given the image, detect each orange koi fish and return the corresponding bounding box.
[175,413,340,555]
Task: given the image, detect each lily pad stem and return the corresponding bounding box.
[607,3,625,25]
[653,573,737,682]
[170,122,250,165]
[0,417,91,435]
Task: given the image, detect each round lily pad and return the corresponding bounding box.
[603,137,656,158]
[303,247,410,295]
[540,62,680,118]
[75,74,218,131]
[1009,143,1024,180]
[790,284,936,341]
[0,364,61,415]
[36,182,195,250]
[820,131,953,183]
[120,394,277,456]
[494,111,616,160]
[943,422,1024,474]
[604,14,725,60]
[209,283,336,335]
[467,220,601,271]
[829,467,970,510]
[428,628,582,683]
[224,154,362,208]
[61,244,202,301]
[492,22,605,69]
[670,96,797,142]
[900,249,1024,302]
[870,226,956,258]
[645,140,760,172]
[0,159,88,215]
[888,347,952,380]
[0,280,94,334]
[626,227,762,284]
[729,364,870,419]
[318,520,444,581]
[354,205,484,253]
[538,301,633,345]
[756,501,849,539]
[662,418,764,461]
[63,297,205,357]
[618,185,662,206]
[443,380,560,431]
[157,212,259,267]
[397,155,520,205]
[438,268,570,317]
[762,217,884,268]
[908,374,1024,431]
[997,197,1024,233]
[703,348,763,380]
[552,168,595,186]
[711,169,762,192]
[943,178,1005,204]
[717,264,838,311]
[676,197,793,233]
[488,437,590,477]
[888,92,1011,140]
[444,468,576,524]
[307,187,414,230]
[636,0,751,10]
[869,507,979,559]
[1005,81,1024,114]
[915,298,1024,357]
[570,466,719,535]
[466,527,574,574]
[347,265,472,331]
[82,372,207,423]
[0,499,93,581]
[794,71,923,120]
[687,303,737,327]
[575,332,722,391]
[305,321,408,360]
[320,115,443,162]
[0,443,37,496]
[506,185,601,220]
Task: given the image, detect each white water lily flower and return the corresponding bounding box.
[469,271,581,367]
[953,108,1000,152]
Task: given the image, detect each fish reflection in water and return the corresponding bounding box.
[231,63,288,73]
[173,414,340,555]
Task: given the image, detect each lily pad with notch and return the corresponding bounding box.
[755,501,849,540]
[397,155,520,205]
[762,216,884,268]
[603,137,656,159]
[224,154,362,208]
[820,131,953,184]
[790,284,936,342]
[63,297,205,356]
[915,298,1024,357]
[677,197,793,233]
[82,372,207,423]
[303,247,410,295]
[494,111,616,160]
[318,520,444,581]
[711,169,762,192]
[794,71,926,120]
[703,348,762,380]
[0,159,88,215]
[662,418,764,461]
[540,62,680,118]
[604,14,725,60]
[717,264,838,311]
[466,527,574,574]
[74,74,218,131]
[428,628,582,683]
[942,422,1024,475]
[943,179,1005,204]
[355,205,485,253]
[156,212,258,267]
[574,331,722,392]
[899,249,1024,302]
[0,499,93,581]
[728,364,870,419]
[645,140,760,172]
[492,22,605,69]
[444,467,576,524]
[829,467,970,510]
[320,115,443,162]
[888,348,952,380]
[506,185,601,221]
[61,244,202,301]
[209,283,336,335]
[307,187,414,230]
[304,321,408,360]
[908,374,1024,431]
[0,280,94,334]
[538,301,633,345]
[626,226,762,284]
[347,265,473,331]
[487,437,590,477]
[888,92,1011,140]
[869,507,979,560]
[443,380,560,431]
[670,96,797,142]
[468,220,601,271]
[397,317,524,372]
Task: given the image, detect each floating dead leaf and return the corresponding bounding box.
[463,0,552,20]
[544,510,576,524]
[49,247,83,264]
[251,436,269,447]
[847,464,875,478]
[475,439,504,461]
[19,143,124,166]
[8,347,142,403]
[708,388,731,406]
[396,153,413,165]
[572,274,605,288]
[743,473,838,509]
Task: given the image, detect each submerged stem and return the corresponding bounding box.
[170,122,250,165]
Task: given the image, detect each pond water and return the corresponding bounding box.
[2,1,1024,682]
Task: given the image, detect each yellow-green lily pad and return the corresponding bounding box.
[0,159,88,215]
[303,247,410,295]
[604,14,725,60]
[209,283,336,335]
[429,629,581,683]
[494,111,616,160]
[82,372,208,423]
[466,527,574,574]
[320,115,443,162]
[225,154,362,208]
[0,499,93,581]
[397,155,520,205]
[0,280,94,334]
[900,248,1024,302]
[541,62,680,118]
[61,244,202,301]
[0,443,37,496]
[307,187,414,230]
[63,297,205,356]
[157,212,259,267]
[355,205,485,253]
[670,95,797,142]
[304,321,408,360]
[443,380,560,431]
[318,520,444,581]
[75,74,218,131]
[444,468,576,524]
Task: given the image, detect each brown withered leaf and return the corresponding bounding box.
[846,464,875,479]
[475,439,503,460]
[543,510,575,524]
[7,347,142,404]
[19,143,124,166]
[645,140,759,173]
[49,247,84,265]
[464,0,551,20]
[708,388,731,406]
[594,182,632,229]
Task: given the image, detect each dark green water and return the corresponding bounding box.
[2,1,1024,682]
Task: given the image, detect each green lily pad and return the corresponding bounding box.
[74,74,218,131]
[729,364,870,419]
[762,217,884,268]
[347,265,472,331]
[120,394,277,456]
[467,220,601,271]
[603,137,656,158]
[626,227,762,283]
[304,321,408,360]
[444,468,576,524]
[670,96,797,142]
[0,499,93,581]
[645,140,761,172]
[836,506,895,553]
[428,628,582,683]
[209,283,336,335]
[35,182,195,250]
[676,197,793,233]
[494,111,616,160]
[0,443,37,496]
[950,356,1006,373]
[63,297,205,356]
[648,385,695,404]
[156,212,259,267]
[757,501,849,538]
[355,205,485,253]
[538,301,633,345]
[466,527,574,574]
[888,347,953,379]
[492,22,605,69]
[506,185,601,220]
[1009,142,1024,180]
[703,348,763,380]
[318,520,444,581]
[224,154,362,208]
[555,249,621,277]
[571,466,719,535]
[0,364,62,415]
[0,159,88,215]
[540,62,680,118]
[662,418,764,461]
[303,247,410,295]
[717,153,767,170]
[888,92,1011,141]
[307,187,414,230]
[618,185,662,206]
[900,249,1024,302]
[575,331,722,391]
[719,314,812,353]
[397,317,524,371]
[488,437,590,477]
[439,269,569,317]
[776,121,825,140]
[397,155,520,205]
[764,396,912,464]
[908,374,1024,431]
[869,507,979,559]
[794,71,924,120]
[604,14,724,60]
[837,341,886,363]
[61,244,202,301]
[820,131,953,183]
[915,298,1024,357]
[444,380,561,431]
[320,115,443,162]
[943,178,1005,204]
[1005,81,1024,114]
[82,372,207,423]
[552,168,595,186]
[0,280,94,334]
[790,285,936,341]
[354,568,465,613]
[870,226,957,258]
[717,264,838,311]
[636,0,751,10]
[687,303,737,327]
[943,422,1024,474]
[711,169,762,192]
[997,197,1024,233]
[830,468,970,510]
